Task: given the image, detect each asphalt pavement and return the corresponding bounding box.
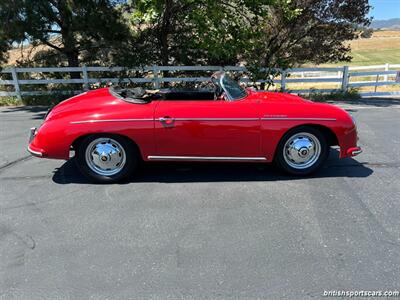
[0,100,399,299]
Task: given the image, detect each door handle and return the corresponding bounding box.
[159,116,175,125]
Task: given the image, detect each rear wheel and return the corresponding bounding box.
[275,126,329,175]
[76,134,138,183]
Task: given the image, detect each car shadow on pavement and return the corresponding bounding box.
[1,106,48,120]
[52,149,373,184]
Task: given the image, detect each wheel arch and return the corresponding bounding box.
[71,133,143,159]
[271,123,339,160]
[299,124,339,147]
[280,124,339,146]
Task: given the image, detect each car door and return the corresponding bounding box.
[152,98,262,160]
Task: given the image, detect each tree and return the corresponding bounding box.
[127,0,273,66]
[244,0,371,86]
[0,0,371,87]
[0,0,132,76]
[360,28,373,38]
[128,0,370,88]
[0,25,9,66]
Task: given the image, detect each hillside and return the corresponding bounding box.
[371,18,400,30]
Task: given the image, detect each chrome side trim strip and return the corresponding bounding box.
[148,156,267,161]
[261,117,336,121]
[27,146,43,157]
[173,118,258,121]
[70,118,153,124]
[71,117,335,124]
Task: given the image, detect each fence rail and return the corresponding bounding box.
[1,64,399,99]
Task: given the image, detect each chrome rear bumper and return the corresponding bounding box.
[27,127,43,157]
[29,127,37,143]
[347,147,362,157]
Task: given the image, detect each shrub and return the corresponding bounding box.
[305,88,361,102]
[0,96,23,106]
[0,92,75,106]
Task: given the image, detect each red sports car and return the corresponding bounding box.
[28,72,361,183]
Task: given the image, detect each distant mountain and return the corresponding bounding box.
[370,18,400,30]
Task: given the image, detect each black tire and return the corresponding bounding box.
[75,134,138,183]
[274,126,329,175]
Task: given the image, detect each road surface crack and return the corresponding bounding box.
[0,155,32,173]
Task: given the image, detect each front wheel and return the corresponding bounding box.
[75,134,138,183]
[275,126,329,175]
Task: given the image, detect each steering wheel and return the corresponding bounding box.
[212,77,224,100]
[214,85,224,100]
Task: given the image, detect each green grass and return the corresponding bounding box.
[314,49,400,67]
[349,49,400,66]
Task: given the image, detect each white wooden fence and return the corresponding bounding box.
[1,64,399,99]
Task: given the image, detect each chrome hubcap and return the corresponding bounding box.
[283,132,321,169]
[85,138,126,176]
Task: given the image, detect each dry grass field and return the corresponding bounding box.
[351,30,400,50]
[294,30,400,94]
[317,30,400,67]
[7,43,53,66]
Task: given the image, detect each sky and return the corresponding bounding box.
[368,0,400,20]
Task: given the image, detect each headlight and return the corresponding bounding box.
[351,115,357,128]
[44,107,53,121]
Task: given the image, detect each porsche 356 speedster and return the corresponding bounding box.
[28,72,361,183]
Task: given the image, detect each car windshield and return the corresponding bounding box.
[212,72,247,101]
[221,74,247,101]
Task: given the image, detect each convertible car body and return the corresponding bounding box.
[28,72,361,183]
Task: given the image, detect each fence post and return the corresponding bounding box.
[281,70,286,92]
[10,67,22,100]
[82,65,89,91]
[341,66,349,92]
[384,63,389,82]
[153,65,160,89]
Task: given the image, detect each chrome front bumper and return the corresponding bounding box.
[27,145,43,157]
[29,127,37,143]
